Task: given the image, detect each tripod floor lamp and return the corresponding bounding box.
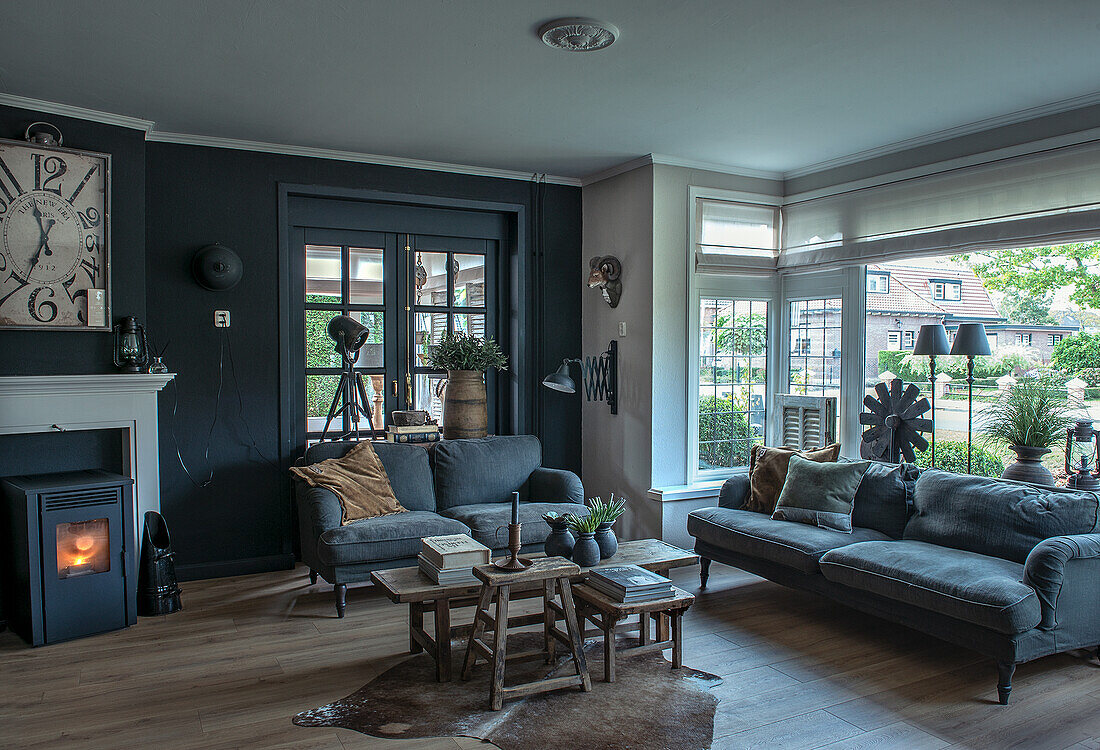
[913,324,950,467]
[949,322,992,474]
[320,315,377,441]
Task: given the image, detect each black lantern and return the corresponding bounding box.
[1065,420,1099,491]
[113,316,149,373]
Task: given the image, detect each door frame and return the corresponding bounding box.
[277,184,529,463]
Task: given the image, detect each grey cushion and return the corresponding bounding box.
[441,501,588,550]
[316,511,469,566]
[301,440,437,512]
[772,456,870,533]
[904,469,1100,563]
[432,436,543,510]
[851,461,918,538]
[819,540,1041,634]
[687,506,891,574]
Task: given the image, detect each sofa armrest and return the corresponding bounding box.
[719,470,751,510]
[1023,533,1100,631]
[297,483,345,539]
[527,467,584,504]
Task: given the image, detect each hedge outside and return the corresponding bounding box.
[913,439,1005,478]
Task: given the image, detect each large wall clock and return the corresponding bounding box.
[0,134,110,330]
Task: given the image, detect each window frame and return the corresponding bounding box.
[903,330,915,349]
[867,273,890,293]
[688,275,780,482]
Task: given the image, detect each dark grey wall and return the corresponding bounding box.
[0,102,582,581]
[0,105,146,372]
[144,144,581,578]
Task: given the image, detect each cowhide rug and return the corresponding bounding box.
[294,634,721,750]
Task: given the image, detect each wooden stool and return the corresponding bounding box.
[461,557,592,710]
[573,584,694,683]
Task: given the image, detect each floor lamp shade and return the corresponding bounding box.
[949,323,992,356]
[914,324,950,356]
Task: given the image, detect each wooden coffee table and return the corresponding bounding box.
[370,539,698,681]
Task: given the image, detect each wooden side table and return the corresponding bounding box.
[461,557,592,710]
[572,584,695,683]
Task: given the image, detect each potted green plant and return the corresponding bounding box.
[565,512,602,567]
[979,376,1077,486]
[426,331,508,439]
[587,495,626,559]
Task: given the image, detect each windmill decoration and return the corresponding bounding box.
[860,379,933,463]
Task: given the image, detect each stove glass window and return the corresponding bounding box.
[56,518,111,579]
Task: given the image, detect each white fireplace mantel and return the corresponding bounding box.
[0,373,174,544]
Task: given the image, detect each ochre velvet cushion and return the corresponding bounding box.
[745,443,841,514]
[291,441,407,525]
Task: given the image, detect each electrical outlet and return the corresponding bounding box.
[214,310,231,328]
[618,321,627,337]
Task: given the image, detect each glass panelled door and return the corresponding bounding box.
[302,229,396,443]
[296,229,496,444]
[408,235,496,425]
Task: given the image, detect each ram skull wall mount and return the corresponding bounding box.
[588,255,622,308]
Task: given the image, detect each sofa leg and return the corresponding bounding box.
[309,569,318,585]
[699,557,711,589]
[996,661,1015,705]
[335,584,347,618]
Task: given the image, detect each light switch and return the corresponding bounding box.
[618,321,627,337]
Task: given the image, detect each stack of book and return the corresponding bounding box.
[386,424,441,443]
[417,534,490,585]
[587,565,675,603]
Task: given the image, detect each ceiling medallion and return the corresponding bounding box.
[539,18,620,52]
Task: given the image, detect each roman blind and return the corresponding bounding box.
[780,137,1100,270]
[695,198,780,273]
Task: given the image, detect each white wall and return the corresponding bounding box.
[580,165,655,539]
[650,165,783,488]
[581,163,783,541]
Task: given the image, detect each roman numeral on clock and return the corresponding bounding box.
[0,155,22,205]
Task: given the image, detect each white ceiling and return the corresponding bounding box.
[3,0,1100,180]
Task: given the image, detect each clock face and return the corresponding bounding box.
[0,138,110,329]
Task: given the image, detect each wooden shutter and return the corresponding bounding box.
[775,394,837,450]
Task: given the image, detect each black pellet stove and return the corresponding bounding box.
[1,470,136,646]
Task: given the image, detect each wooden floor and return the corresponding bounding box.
[3,562,1100,750]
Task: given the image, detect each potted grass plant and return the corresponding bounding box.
[979,376,1077,486]
[588,495,626,559]
[426,331,507,439]
[565,512,602,567]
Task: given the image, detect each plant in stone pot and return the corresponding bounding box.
[541,511,575,559]
[587,494,626,559]
[979,375,1077,486]
[426,331,508,439]
[565,512,602,567]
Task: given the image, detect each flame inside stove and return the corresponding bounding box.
[56,519,111,579]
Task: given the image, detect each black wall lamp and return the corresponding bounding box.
[542,340,618,414]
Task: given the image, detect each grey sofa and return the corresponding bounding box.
[687,463,1100,704]
[294,435,585,616]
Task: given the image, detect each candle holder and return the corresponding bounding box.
[492,523,531,571]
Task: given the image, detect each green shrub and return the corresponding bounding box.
[913,439,1004,478]
[1052,332,1100,377]
[698,394,753,469]
[877,348,1038,384]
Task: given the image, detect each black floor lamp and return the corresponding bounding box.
[949,322,991,474]
[913,323,950,467]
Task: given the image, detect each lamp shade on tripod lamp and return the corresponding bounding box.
[914,324,950,466]
[949,323,991,474]
[327,315,370,354]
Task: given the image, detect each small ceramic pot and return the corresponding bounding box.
[1001,445,1055,486]
[595,522,618,559]
[571,531,601,567]
[543,519,575,559]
